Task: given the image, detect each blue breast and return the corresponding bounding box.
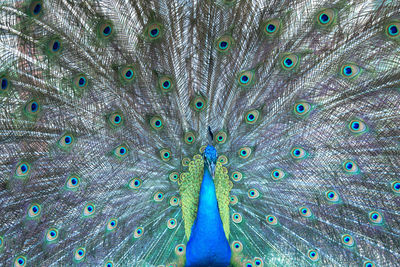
[185,166,231,267]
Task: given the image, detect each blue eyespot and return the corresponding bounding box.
[150,29,159,37]
[33,4,41,15]
[387,23,400,38]
[1,78,8,90]
[343,160,358,174]
[103,26,111,36]
[343,66,352,76]
[263,19,280,36]
[219,41,228,49]
[267,24,276,32]
[52,41,60,52]
[284,58,293,67]
[281,54,299,70]
[30,101,38,113]
[15,255,27,267]
[319,13,329,24]
[78,77,86,87]
[125,70,133,79]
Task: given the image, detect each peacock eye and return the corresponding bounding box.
[83,203,95,217]
[317,9,335,26]
[167,218,177,229]
[107,218,118,231]
[16,162,31,178]
[98,21,114,39]
[341,64,361,78]
[217,155,228,165]
[29,0,43,17]
[25,100,40,116]
[146,23,163,40]
[231,171,243,182]
[368,211,383,224]
[159,76,174,92]
[391,180,400,194]
[230,195,238,205]
[386,22,400,38]
[299,207,312,217]
[215,131,227,144]
[343,160,359,174]
[175,244,186,256]
[184,132,195,145]
[291,147,307,160]
[238,70,255,87]
[49,38,62,54]
[14,256,27,267]
[46,228,59,242]
[248,188,259,199]
[325,190,339,202]
[169,172,179,182]
[134,227,144,238]
[59,133,74,149]
[348,119,367,135]
[1,76,10,92]
[307,249,319,261]
[74,247,86,261]
[192,95,207,111]
[215,35,234,52]
[129,177,142,189]
[170,196,179,206]
[73,74,88,89]
[263,19,280,36]
[266,215,278,225]
[271,168,285,181]
[105,261,114,267]
[281,54,299,70]
[363,261,375,267]
[154,191,164,202]
[232,212,242,223]
[150,115,164,130]
[28,203,41,218]
[238,147,252,159]
[231,241,243,252]
[119,66,135,83]
[254,258,264,266]
[294,102,311,116]
[66,175,80,190]
[114,145,128,158]
[108,112,124,128]
[341,234,355,246]
[245,110,260,124]
[160,148,171,161]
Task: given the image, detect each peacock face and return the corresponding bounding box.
[204,145,218,176]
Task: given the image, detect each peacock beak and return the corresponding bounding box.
[204,157,216,178]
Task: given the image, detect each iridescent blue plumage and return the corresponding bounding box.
[186,145,231,266]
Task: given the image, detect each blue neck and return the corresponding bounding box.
[185,165,231,267]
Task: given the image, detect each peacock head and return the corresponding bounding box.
[204,144,218,177]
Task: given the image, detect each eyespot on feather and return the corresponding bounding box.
[129,177,142,189]
[231,241,243,253]
[237,70,255,87]
[317,8,335,26]
[245,110,260,124]
[266,215,278,225]
[281,54,299,70]
[160,148,171,161]
[215,35,234,53]
[14,256,27,267]
[74,247,86,262]
[150,116,164,130]
[175,244,186,256]
[262,19,280,36]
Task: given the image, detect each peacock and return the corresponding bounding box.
[0,0,400,266]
